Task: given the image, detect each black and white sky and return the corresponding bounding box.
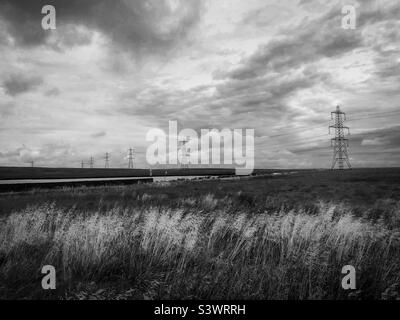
[0,0,399,168]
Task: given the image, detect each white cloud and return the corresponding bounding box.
[361,138,386,146]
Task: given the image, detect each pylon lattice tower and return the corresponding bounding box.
[128,148,135,169]
[178,136,190,169]
[89,156,95,169]
[105,152,110,168]
[329,105,351,170]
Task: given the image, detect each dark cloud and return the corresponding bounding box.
[0,146,24,158]
[0,142,72,163]
[354,126,400,148]
[357,1,400,28]
[368,19,400,82]
[47,24,94,51]
[298,0,314,5]
[221,1,400,81]
[114,0,400,146]
[0,0,203,54]
[0,102,15,118]
[117,66,331,135]
[222,9,363,80]
[91,131,107,138]
[44,87,61,97]
[241,4,294,28]
[2,74,43,96]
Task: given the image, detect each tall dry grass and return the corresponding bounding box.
[0,195,400,299]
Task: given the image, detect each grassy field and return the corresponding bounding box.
[0,166,239,180]
[0,168,399,299]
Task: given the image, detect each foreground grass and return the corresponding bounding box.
[1,192,400,300]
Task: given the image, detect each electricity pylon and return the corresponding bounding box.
[329,105,351,170]
[178,136,190,169]
[128,148,135,169]
[105,152,110,168]
[89,156,95,169]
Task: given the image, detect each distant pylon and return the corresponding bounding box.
[329,105,351,170]
[178,136,190,169]
[89,156,94,169]
[105,152,110,168]
[128,148,135,169]
[81,160,85,168]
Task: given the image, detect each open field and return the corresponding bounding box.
[0,168,400,299]
[0,166,307,193]
[0,166,240,180]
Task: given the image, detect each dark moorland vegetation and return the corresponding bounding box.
[0,168,399,299]
[0,166,240,180]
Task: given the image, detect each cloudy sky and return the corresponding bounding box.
[0,0,399,169]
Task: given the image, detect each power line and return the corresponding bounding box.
[268,122,330,138]
[348,109,400,122]
[260,134,329,149]
[267,109,400,139]
[261,110,400,152]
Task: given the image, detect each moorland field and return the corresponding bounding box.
[0,168,399,300]
[0,166,240,180]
